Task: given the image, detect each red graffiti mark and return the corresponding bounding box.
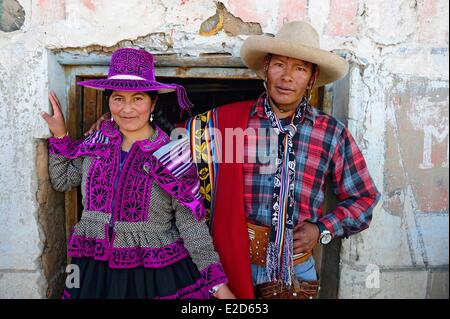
[277,0,307,30]
[327,0,358,37]
[180,0,189,5]
[36,0,66,21]
[420,0,437,23]
[226,0,268,24]
[82,0,96,11]
[418,0,438,41]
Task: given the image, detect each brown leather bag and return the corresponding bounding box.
[255,278,319,299]
[247,222,312,266]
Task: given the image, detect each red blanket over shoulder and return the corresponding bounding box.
[211,100,255,299]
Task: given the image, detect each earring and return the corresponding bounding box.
[150,114,154,122]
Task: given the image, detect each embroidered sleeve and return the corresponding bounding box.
[48,135,83,158]
[172,197,228,288]
[48,130,108,159]
[320,127,381,238]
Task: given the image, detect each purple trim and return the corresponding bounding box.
[113,126,169,222]
[99,120,121,138]
[149,156,206,221]
[61,289,71,299]
[158,263,228,299]
[67,232,190,269]
[48,135,72,155]
[85,121,120,213]
[113,145,152,222]
[48,135,106,158]
[200,262,228,291]
[137,127,170,152]
[85,140,119,213]
[109,239,190,269]
[48,123,120,158]
[175,85,194,112]
[67,231,110,261]
[155,277,212,299]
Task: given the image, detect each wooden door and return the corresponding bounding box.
[65,79,105,244]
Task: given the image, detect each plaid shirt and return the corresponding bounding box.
[243,95,380,237]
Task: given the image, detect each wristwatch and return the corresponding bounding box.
[317,222,332,245]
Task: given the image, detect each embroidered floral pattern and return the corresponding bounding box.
[90,186,109,210]
[200,262,228,291]
[110,48,153,79]
[149,156,206,221]
[114,147,153,223]
[110,238,190,268]
[91,166,113,185]
[123,175,146,202]
[68,234,109,261]
[122,200,144,222]
[156,263,227,299]
[85,143,119,213]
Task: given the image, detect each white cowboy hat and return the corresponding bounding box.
[240,21,349,87]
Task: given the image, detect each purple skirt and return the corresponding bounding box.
[61,256,212,299]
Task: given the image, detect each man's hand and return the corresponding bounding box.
[293,221,320,254]
[84,112,111,136]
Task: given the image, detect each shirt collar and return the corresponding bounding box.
[250,92,316,124]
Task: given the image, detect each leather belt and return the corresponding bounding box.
[247,222,312,266]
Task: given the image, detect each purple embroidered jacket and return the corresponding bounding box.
[48,120,227,295]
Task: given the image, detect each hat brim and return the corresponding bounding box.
[77,79,176,94]
[240,35,349,87]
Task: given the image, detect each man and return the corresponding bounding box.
[184,21,380,299]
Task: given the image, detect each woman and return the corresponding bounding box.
[41,48,234,299]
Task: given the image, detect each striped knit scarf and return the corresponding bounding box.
[264,95,307,285]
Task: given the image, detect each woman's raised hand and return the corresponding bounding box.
[41,91,67,138]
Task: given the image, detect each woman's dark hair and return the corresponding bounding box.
[104,89,158,102]
[104,89,174,134]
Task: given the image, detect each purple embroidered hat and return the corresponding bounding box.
[77,48,193,111]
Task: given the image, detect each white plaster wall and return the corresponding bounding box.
[0,0,448,298]
[0,44,48,298]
